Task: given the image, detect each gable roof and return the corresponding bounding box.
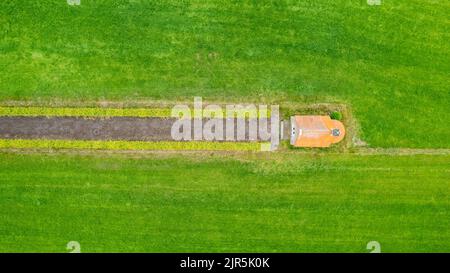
[290,115,345,147]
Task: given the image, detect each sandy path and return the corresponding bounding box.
[0,117,273,141]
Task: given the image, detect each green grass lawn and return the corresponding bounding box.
[0,0,448,253]
[0,152,448,252]
[1,0,449,148]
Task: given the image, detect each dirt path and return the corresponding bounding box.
[0,117,273,141]
[0,117,175,141]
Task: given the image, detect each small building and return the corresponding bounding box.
[290,115,345,147]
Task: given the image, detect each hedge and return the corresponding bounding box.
[330,111,343,121]
[0,139,266,151]
[0,107,270,118]
[0,107,172,118]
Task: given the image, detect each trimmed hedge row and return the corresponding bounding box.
[0,139,265,151]
[0,107,172,118]
[0,107,271,118]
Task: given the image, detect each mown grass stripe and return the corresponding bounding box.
[0,139,265,151]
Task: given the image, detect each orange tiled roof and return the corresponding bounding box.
[291,116,345,147]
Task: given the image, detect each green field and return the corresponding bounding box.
[1,0,449,148]
[0,153,448,252]
[0,1,449,253]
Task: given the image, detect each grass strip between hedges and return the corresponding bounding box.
[0,107,270,118]
[0,139,265,151]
